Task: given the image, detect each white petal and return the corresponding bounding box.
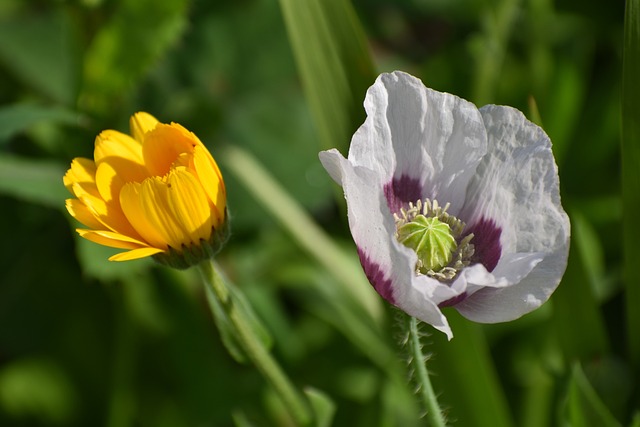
[348,71,488,214]
[319,148,458,339]
[456,105,570,322]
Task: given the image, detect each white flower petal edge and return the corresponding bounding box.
[319,149,458,339]
[348,71,488,215]
[455,105,570,322]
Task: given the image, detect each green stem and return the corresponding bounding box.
[197,260,312,426]
[407,316,446,427]
[622,0,640,370]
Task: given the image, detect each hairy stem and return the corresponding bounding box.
[406,315,447,427]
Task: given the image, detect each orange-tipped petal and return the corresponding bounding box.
[142,124,196,177]
[130,112,159,142]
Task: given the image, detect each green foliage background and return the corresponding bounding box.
[0,0,637,425]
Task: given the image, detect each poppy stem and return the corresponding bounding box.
[198,260,313,425]
[407,315,447,427]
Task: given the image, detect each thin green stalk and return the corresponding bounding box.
[197,260,312,426]
[406,315,446,427]
[622,0,640,369]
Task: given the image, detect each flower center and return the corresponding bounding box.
[394,199,475,281]
[397,216,455,271]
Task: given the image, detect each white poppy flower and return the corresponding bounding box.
[319,71,570,339]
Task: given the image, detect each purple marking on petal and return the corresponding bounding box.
[383,174,423,213]
[466,218,502,272]
[439,292,467,308]
[356,248,396,305]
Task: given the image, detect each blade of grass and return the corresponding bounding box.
[277,0,375,153]
[622,0,640,369]
[566,363,622,427]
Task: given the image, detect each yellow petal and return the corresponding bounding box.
[109,247,164,262]
[193,145,226,226]
[95,160,147,205]
[120,181,165,249]
[171,122,205,146]
[66,198,103,230]
[76,190,141,239]
[121,179,186,250]
[77,229,148,250]
[166,168,213,243]
[142,124,196,177]
[63,158,97,196]
[94,130,144,167]
[95,162,125,204]
[93,129,149,205]
[130,112,159,143]
[139,177,186,248]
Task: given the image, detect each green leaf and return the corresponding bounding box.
[0,103,84,144]
[0,9,79,104]
[0,154,67,208]
[278,0,376,152]
[304,387,336,427]
[566,363,622,427]
[622,0,640,370]
[80,0,189,113]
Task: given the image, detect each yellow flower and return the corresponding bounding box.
[64,112,228,268]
